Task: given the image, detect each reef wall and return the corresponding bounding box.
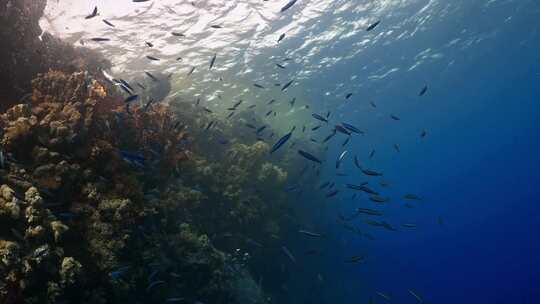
[0,69,298,304]
[0,68,289,303]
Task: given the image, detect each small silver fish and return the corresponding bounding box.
[103,19,115,27]
[403,193,422,200]
[0,150,5,169]
[376,291,391,301]
[402,223,417,228]
[299,230,323,238]
[281,246,296,264]
[85,6,98,19]
[408,289,424,303]
[209,53,217,69]
[336,150,348,169]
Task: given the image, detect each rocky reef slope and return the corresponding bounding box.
[0,68,292,304]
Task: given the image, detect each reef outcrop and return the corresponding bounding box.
[0,67,292,303]
[0,70,204,303]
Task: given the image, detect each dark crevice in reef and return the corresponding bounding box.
[0,1,309,304]
[0,0,110,113]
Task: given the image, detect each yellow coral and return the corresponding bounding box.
[0,184,14,201]
[257,163,287,184]
[0,185,21,219]
[24,186,43,206]
[0,240,21,267]
[60,257,83,286]
[50,221,69,243]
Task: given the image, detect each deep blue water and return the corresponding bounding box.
[301,1,540,303]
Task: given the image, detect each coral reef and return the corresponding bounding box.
[0,3,306,301]
[0,185,73,304]
[0,70,201,303]
[0,67,296,304]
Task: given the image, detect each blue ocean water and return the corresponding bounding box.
[297,1,540,303]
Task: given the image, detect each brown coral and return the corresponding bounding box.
[0,69,197,303]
